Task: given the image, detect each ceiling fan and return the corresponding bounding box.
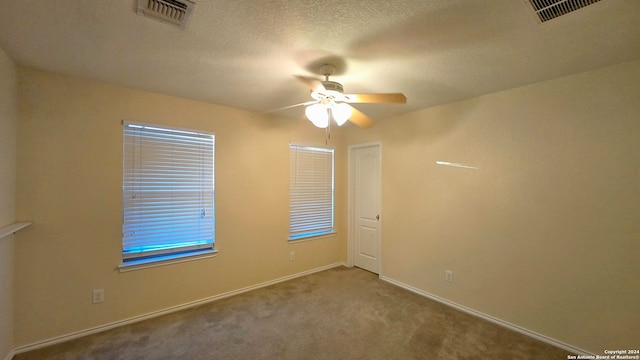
[277,64,406,129]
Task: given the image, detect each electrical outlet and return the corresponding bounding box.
[92,289,105,304]
[445,270,453,283]
[289,251,296,261]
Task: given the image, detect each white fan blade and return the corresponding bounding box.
[263,100,319,114]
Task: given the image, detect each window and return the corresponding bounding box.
[122,122,215,264]
[289,144,334,240]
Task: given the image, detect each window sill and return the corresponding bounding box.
[118,249,218,272]
[288,231,336,243]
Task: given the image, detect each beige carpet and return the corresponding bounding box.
[14,266,571,359]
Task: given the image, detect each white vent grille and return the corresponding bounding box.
[137,0,194,29]
[527,0,602,22]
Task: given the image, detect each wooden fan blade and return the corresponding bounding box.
[262,100,318,114]
[295,75,326,93]
[343,93,406,104]
[347,105,373,128]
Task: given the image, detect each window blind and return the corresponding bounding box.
[122,123,215,261]
[289,144,334,240]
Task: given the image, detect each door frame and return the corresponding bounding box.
[347,141,382,275]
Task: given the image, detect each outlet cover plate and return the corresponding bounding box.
[445,270,453,283]
[92,289,105,304]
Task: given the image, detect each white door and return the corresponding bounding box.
[352,145,381,274]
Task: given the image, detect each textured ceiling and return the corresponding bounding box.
[1,0,639,123]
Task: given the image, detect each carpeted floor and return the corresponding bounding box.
[14,266,571,359]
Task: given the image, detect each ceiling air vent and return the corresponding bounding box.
[137,0,194,29]
[527,0,602,23]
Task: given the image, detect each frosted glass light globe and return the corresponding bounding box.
[331,103,352,126]
[305,104,329,128]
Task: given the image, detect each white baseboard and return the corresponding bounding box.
[380,275,593,356]
[13,262,346,356]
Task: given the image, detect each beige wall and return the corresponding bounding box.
[345,60,640,354]
[0,46,17,359]
[14,68,347,347]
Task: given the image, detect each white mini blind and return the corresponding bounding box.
[122,123,215,261]
[289,144,334,240]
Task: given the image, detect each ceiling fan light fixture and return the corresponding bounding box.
[331,103,352,126]
[305,103,329,128]
[292,64,406,129]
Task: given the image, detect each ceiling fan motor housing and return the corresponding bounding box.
[321,81,343,94]
[311,81,345,104]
